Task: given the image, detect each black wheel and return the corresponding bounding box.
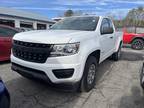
[112,45,121,61]
[140,63,144,90]
[131,39,144,50]
[80,56,97,92]
[0,94,10,108]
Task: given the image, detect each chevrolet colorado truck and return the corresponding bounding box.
[11,16,123,92]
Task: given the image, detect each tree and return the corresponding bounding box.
[125,6,144,33]
[63,10,83,17]
[64,9,74,17]
[74,10,83,16]
[102,7,144,32]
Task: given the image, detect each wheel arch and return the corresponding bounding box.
[120,40,123,47]
[115,40,123,52]
[131,37,144,43]
[86,50,101,64]
[79,50,100,92]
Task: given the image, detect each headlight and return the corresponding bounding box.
[50,42,80,57]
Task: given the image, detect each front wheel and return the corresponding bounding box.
[80,56,98,92]
[131,39,144,50]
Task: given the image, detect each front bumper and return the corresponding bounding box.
[11,54,83,84]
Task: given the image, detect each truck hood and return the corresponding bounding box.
[13,30,91,44]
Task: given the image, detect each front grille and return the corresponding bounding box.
[12,40,52,63]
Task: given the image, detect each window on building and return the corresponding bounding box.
[0,19,15,27]
[20,21,33,29]
[37,23,46,30]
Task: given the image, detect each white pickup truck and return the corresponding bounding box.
[11,16,123,92]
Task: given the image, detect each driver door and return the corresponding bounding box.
[100,18,114,61]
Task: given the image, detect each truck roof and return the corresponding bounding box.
[61,16,110,20]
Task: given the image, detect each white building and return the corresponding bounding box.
[0,7,55,30]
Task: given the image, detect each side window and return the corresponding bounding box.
[100,18,114,35]
[100,19,109,35]
[108,19,114,33]
[0,27,18,37]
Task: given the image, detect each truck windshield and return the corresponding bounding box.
[50,16,99,31]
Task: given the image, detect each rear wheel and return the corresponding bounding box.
[131,39,144,50]
[140,63,144,90]
[80,56,97,92]
[112,45,121,61]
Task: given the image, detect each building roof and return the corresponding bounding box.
[0,7,54,23]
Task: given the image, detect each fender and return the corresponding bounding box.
[75,48,100,82]
[131,36,144,43]
[83,48,101,63]
[115,36,123,52]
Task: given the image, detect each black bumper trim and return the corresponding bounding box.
[11,63,50,82]
[11,63,80,92]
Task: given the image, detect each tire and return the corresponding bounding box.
[112,45,121,61]
[80,56,98,92]
[0,94,10,108]
[140,63,144,90]
[131,39,144,50]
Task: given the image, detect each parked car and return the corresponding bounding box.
[0,25,19,61]
[140,63,144,90]
[0,77,10,108]
[11,16,123,92]
[16,27,34,32]
[123,29,144,50]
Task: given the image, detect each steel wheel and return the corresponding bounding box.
[131,39,144,50]
[87,64,96,85]
[80,56,97,92]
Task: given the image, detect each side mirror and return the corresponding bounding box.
[49,25,52,28]
[101,27,114,35]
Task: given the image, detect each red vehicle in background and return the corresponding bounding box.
[0,25,19,61]
[123,29,144,50]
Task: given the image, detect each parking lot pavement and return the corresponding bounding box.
[0,48,143,108]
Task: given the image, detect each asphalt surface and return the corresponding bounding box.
[0,48,144,108]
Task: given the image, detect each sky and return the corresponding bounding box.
[0,0,144,19]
